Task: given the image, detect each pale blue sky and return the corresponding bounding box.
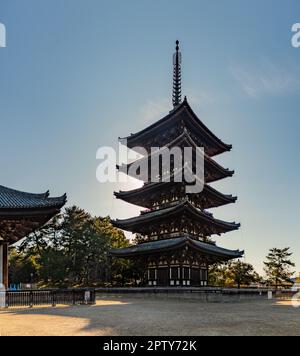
[0,0,299,275]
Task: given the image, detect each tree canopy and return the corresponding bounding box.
[264,248,295,288]
[9,206,133,287]
[209,260,260,288]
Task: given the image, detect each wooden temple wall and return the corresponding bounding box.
[147,263,208,287]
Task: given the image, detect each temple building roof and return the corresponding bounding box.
[121,98,232,157]
[0,185,66,244]
[0,185,66,210]
[110,235,243,260]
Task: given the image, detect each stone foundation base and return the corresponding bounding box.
[96,287,271,303]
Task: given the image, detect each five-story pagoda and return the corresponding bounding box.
[111,41,243,287]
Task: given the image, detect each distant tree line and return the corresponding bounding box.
[8,207,296,289]
[209,247,295,289]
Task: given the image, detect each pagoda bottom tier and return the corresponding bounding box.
[110,235,243,287]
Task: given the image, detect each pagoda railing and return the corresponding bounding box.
[3,288,96,308]
[143,232,216,244]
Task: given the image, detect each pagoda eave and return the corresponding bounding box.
[117,163,234,184]
[114,182,237,210]
[123,99,232,157]
[112,201,240,235]
[110,235,244,261]
[119,129,233,184]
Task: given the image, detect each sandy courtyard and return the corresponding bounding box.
[0,295,299,336]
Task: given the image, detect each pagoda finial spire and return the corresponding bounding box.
[172,40,182,108]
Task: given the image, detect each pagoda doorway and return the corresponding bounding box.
[157,267,168,286]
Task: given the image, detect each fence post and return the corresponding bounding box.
[29,290,33,308]
[52,290,56,307]
[0,289,9,308]
[4,290,8,308]
[91,289,96,304]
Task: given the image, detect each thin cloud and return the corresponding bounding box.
[141,91,213,123]
[141,98,171,123]
[185,90,214,107]
[230,58,300,97]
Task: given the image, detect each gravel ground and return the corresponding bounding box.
[0,296,299,336]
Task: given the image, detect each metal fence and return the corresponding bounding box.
[3,289,96,308]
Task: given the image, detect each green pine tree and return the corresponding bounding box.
[264,248,295,289]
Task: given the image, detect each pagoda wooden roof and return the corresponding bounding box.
[0,185,66,244]
[112,200,240,236]
[115,180,237,210]
[121,98,232,157]
[118,129,234,184]
[110,235,243,260]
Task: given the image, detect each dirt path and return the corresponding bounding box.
[0,296,299,336]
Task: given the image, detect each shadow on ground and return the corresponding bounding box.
[0,296,299,336]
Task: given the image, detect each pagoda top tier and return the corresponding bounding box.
[121,98,232,157]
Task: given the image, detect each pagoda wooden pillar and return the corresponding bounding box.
[4,243,8,289]
[2,243,8,289]
[0,244,2,288]
[0,243,8,289]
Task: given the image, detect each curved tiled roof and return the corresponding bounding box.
[121,99,232,156]
[110,235,243,259]
[0,185,67,210]
[118,129,234,184]
[115,180,237,207]
[112,200,240,234]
